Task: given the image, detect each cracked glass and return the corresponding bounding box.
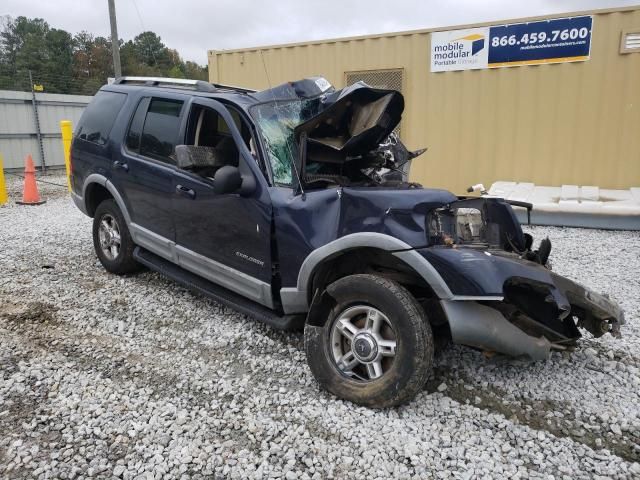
[251,99,320,185]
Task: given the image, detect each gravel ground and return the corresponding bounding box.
[1,174,639,479]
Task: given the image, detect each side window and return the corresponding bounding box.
[176,105,247,178]
[217,109,242,135]
[76,90,127,145]
[125,97,149,152]
[139,98,184,163]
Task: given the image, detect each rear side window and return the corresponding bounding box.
[139,98,184,163]
[76,91,127,145]
[125,97,150,151]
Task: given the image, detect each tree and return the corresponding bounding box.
[0,15,20,71]
[133,31,166,67]
[3,16,49,88]
[184,61,207,81]
[73,31,94,78]
[0,16,208,94]
[168,65,184,78]
[71,35,114,94]
[43,28,74,92]
[119,39,138,76]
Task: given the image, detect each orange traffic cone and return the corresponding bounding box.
[16,154,46,205]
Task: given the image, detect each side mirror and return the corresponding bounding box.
[214,166,242,194]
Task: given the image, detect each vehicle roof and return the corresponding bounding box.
[100,83,260,111]
[98,75,342,112]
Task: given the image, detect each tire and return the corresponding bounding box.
[304,274,434,408]
[92,199,139,275]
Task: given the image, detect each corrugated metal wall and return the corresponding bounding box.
[0,90,91,170]
[209,7,640,194]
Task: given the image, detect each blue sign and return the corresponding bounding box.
[488,16,593,67]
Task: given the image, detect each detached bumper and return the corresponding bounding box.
[551,273,625,338]
[441,300,554,361]
[405,246,624,359]
[439,275,624,361]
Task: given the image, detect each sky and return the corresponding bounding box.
[2,0,639,64]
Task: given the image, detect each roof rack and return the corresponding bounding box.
[211,82,256,94]
[112,76,254,94]
[113,76,216,92]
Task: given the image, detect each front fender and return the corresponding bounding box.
[418,247,552,297]
[280,232,417,314]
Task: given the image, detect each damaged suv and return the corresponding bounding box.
[71,76,624,407]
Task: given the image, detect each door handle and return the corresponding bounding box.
[175,184,196,199]
[113,160,129,172]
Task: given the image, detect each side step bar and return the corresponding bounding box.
[133,247,304,331]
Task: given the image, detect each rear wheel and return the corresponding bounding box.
[304,274,434,408]
[92,199,139,274]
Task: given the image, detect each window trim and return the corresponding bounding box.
[139,97,185,165]
[124,96,151,154]
[122,97,169,169]
[122,95,186,166]
[218,100,273,186]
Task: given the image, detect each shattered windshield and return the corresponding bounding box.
[251,99,321,185]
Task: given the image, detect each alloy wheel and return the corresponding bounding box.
[330,305,397,382]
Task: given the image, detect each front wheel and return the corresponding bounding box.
[304,274,434,408]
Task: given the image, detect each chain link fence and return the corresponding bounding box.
[0,68,103,96]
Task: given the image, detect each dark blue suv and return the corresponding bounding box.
[71,76,623,407]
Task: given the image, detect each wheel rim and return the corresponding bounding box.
[98,214,121,261]
[330,305,397,382]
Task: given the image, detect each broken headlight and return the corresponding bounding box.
[428,207,500,247]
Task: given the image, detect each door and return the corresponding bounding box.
[171,97,274,307]
[111,95,186,259]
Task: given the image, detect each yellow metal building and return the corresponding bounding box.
[209,6,640,194]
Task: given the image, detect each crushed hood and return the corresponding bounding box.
[253,76,404,157]
[251,76,419,188]
[293,82,404,156]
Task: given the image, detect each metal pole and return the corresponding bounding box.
[29,70,46,173]
[108,0,122,78]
